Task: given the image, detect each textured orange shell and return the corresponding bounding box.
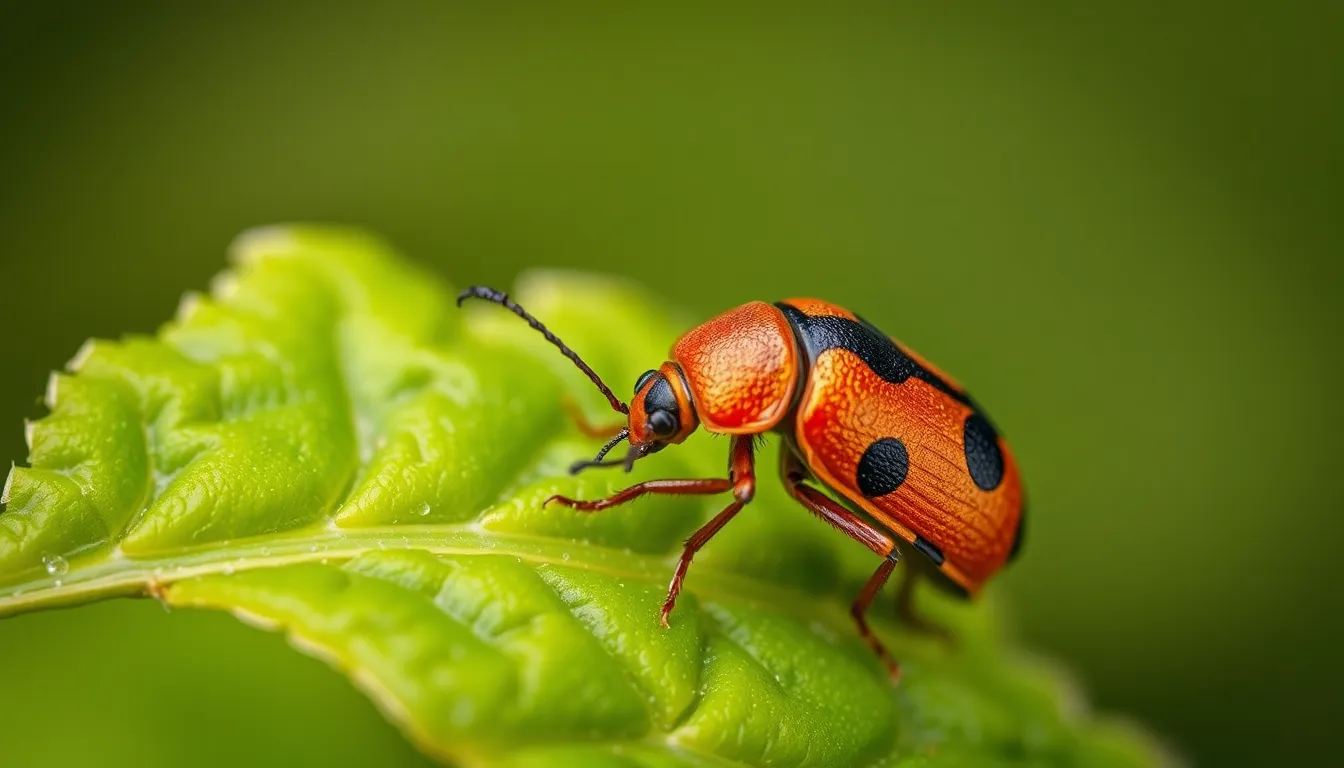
[671,301,798,434]
[782,299,1024,594]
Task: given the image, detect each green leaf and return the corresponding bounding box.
[0,226,1173,767]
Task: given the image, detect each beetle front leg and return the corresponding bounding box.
[659,434,756,627]
[545,478,733,511]
[546,436,756,629]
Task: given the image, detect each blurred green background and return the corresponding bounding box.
[0,2,1339,766]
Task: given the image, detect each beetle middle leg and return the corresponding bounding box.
[547,435,757,628]
[780,449,903,681]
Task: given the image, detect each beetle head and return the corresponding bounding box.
[628,362,699,449]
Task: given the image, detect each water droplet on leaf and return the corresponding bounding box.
[41,553,68,577]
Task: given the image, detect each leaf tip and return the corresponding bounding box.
[1,462,14,506]
[176,290,204,322]
[43,371,60,410]
[209,271,241,301]
[67,338,97,372]
[228,224,299,266]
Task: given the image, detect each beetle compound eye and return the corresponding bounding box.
[648,409,678,437]
[634,370,658,394]
[641,371,680,438]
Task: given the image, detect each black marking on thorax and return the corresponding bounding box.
[774,303,972,407]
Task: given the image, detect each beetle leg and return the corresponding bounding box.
[660,435,756,627]
[853,559,901,682]
[894,564,957,649]
[780,448,903,682]
[545,436,756,628]
[562,394,627,438]
[545,478,732,511]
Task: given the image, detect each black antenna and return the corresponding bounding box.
[568,428,631,474]
[458,286,629,415]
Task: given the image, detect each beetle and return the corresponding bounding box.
[458,286,1024,681]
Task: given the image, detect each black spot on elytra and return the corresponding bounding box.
[963,413,1004,491]
[778,301,1014,494]
[913,536,945,565]
[856,437,909,497]
[775,303,971,406]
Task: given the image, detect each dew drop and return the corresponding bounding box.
[260,546,271,556]
[320,558,330,565]
[561,552,571,562]
[41,553,68,577]
[418,502,432,517]
[309,545,319,553]
[52,579,63,587]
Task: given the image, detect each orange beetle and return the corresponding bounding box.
[459,287,1024,681]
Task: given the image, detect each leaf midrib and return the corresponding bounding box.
[0,525,857,629]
